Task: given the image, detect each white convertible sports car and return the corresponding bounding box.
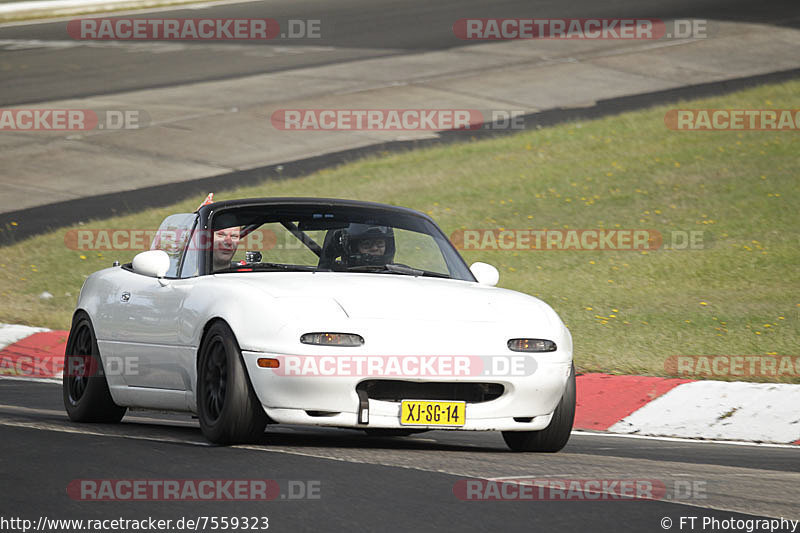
[63,198,575,451]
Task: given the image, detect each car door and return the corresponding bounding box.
[112,214,198,390]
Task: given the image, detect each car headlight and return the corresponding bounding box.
[300,332,364,347]
[507,338,557,352]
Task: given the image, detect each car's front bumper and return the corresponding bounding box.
[241,351,571,432]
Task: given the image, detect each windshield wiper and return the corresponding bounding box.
[344,263,450,278]
[218,262,316,273]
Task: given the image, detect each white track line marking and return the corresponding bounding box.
[0,39,337,56]
[0,0,267,28]
[0,403,199,427]
[0,375,61,384]
[478,474,796,520]
[572,430,800,449]
[0,416,210,446]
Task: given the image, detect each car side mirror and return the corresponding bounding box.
[470,262,499,286]
[132,250,171,283]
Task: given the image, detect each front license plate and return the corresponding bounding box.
[400,400,466,427]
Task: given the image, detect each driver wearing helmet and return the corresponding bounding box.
[340,223,395,267]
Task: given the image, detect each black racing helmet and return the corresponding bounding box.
[341,223,395,266]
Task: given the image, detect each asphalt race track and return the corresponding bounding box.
[1,0,799,106]
[0,379,798,532]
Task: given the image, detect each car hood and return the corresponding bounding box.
[231,272,558,327]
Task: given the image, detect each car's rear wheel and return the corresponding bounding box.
[502,363,576,452]
[62,312,127,423]
[197,321,268,444]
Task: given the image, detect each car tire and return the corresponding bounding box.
[501,363,576,452]
[62,312,127,423]
[197,321,268,445]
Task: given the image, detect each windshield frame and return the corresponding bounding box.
[197,198,476,281]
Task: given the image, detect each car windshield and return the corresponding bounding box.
[206,203,474,281]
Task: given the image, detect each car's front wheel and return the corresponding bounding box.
[502,363,576,452]
[62,312,127,423]
[197,321,268,444]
